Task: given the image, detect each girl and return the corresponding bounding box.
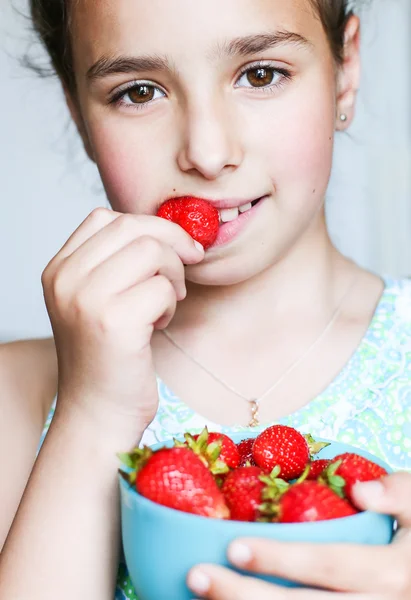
[1,0,411,599]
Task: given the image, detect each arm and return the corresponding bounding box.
[0,401,145,599]
[0,338,57,549]
[0,208,203,600]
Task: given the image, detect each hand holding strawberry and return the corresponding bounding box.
[42,208,204,439]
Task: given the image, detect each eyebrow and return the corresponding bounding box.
[87,55,175,82]
[86,30,311,82]
[214,31,313,59]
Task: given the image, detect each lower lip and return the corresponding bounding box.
[210,196,267,249]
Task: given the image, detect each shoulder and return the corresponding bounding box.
[0,338,57,424]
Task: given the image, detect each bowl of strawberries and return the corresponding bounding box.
[118,425,394,600]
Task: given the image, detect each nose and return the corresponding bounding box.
[176,97,244,180]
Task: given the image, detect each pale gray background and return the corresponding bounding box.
[1,0,410,341]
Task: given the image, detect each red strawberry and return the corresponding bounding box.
[222,466,289,522]
[252,425,328,480]
[120,446,230,519]
[157,197,219,249]
[276,481,358,523]
[177,427,239,472]
[193,430,240,470]
[156,198,183,221]
[237,438,256,467]
[222,466,265,521]
[306,459,331,480]
[324,453,388,503]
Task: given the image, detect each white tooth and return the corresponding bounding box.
[239,202,252,213]
[219,207,239,223]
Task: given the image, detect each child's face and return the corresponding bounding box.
[70,0,353,286]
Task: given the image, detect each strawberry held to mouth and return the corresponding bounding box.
[156,198,183,222]
[157,197,219,249]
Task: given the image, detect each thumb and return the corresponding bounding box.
[352,472,411,528]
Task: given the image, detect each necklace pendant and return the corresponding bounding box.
[248,399,260,428]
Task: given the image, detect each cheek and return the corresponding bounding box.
[249,78,336,197]
[85,116,167,214]
[275,107,335,189]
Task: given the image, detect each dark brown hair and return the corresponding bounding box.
[29,0,355,93]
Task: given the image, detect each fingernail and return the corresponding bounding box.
[194,241,204,253]
[187,569,210,595]
[354,480,385,508]
[228,542,253,567]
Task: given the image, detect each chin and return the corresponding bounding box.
[185,250,275,287]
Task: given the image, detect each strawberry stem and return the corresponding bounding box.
[319,459,347,498]
[259,466,290,503]
[117,446,153,486]
[304,434,331,458]
[175,427,229,476]
[295,463,311,484]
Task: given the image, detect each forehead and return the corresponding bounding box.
[71,0,326,72]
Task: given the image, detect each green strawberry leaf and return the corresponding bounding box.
[304,434,331,457]
[206,441,223,462]
[328,475,346,488]
[117,453,137,470]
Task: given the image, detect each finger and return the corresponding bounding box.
[226,538,403,593]
[352,472,411,528]
[54,208,119,260]
[187,564,368,600]
[188,564,283,600]
[86,237,186,301]
[42,208,119,286]
[64,213,204,274]
[114,274,177,332]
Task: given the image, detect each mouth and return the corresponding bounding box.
[160,194,267,224]
[218,197,263,224]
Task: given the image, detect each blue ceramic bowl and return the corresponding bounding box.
[119,434,394,600]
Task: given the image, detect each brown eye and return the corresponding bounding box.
[246,67,275,88]
[127,85,155,104]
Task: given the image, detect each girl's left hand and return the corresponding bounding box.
[187,472,411,599]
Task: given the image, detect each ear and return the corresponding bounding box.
[64,87,96,162]
[335,15,361,131]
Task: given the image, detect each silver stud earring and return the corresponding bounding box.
[339,114,348,123]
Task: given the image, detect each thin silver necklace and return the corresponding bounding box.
[162,277,358,427]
